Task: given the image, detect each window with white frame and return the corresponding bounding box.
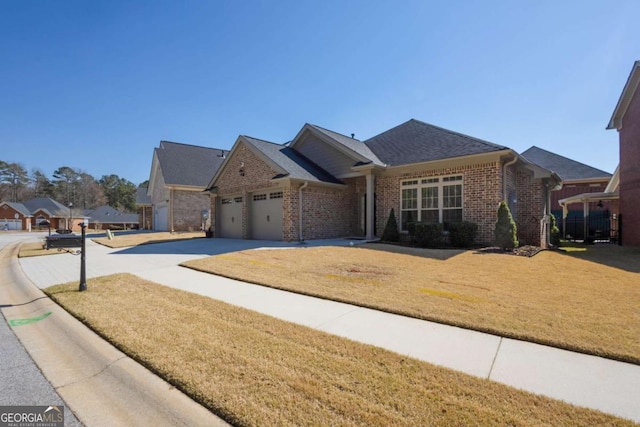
[400,175,463,231]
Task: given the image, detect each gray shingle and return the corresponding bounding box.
[3,202,32,216]
[84,205,138,224]
[22,198,70,217]
[135,187,152,205]
[521,146,611,181]
[243,136,343,184]
[364,119,508,166]
[156,141,227,187]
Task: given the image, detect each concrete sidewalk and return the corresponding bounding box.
[15,236,640,423]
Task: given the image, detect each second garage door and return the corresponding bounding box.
[219,196,243,238]
[250,190,283,240]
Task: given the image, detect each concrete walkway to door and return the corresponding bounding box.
[16,235,640,423]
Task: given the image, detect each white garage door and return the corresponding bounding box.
[1,219,22,230]
[219,196,243,239]
[250,190,283,240]
[155,206,168,231]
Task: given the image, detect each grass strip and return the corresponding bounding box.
[45,274,634,426]
[182,244,640,365]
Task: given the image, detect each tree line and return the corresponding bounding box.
[0,160,145,213]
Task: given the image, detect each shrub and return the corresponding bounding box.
[550,214,560,246]
[448,221,478,248]
[414,222,443,248]
[407,221,418,242]
[381,209,400,242]
[494,201,518,249]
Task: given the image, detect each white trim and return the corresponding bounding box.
[399,174,464,231]
[608,61,640,130]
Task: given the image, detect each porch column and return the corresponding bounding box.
[366,173,375,240]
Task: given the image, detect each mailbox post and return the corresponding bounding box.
[79,222,87,291]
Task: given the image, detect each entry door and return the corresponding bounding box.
[155,206,168,231]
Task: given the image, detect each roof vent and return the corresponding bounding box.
[217,150,225,158]
[351,133,355,139]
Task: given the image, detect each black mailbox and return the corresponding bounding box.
[46,235,83,250]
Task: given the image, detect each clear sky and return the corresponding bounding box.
[1,1,638,186]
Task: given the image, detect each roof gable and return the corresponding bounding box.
[155,141,227,188]
[135,186,152,205]
[0,202,31,216]
[244,136,343,184]
[363,119,508,166]
[521,146,611,181]
[608,60,640,130]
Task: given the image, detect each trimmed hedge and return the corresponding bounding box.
[448,221,478,248]
[413,222,443,248]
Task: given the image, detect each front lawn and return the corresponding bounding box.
[92,231,204,248]
[182,244,640,364]
[18,241,66,258]
[45,274,632,426]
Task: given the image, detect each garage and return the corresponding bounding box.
[1,219,22,230]
[155,206,168,231]
[250,190,283,240]
[219,196,243,238]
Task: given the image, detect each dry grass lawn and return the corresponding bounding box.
[92,231,204,248]
[45,274,633,427]
[18,241,66,258]
[182,244,640,364]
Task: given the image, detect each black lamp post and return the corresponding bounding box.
[79,222,87,291]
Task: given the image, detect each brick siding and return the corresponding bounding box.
[619,85,640,246]
[172,190,210,232]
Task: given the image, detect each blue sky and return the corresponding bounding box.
[1,1,638,186]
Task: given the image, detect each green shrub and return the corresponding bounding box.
[494,201,518,249]
[414,222,443,248]
[550,214,560,246]
[448,221,478,248]
[406,221,418,242]
[381,209,400,242]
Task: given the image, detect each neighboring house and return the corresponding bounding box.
[83,205,139,230]
[607,60,640,246]
[521,146,615,240]
[0,197,86,231]
[136,186,153,230]
[145,141,227,232]
[206,119,561,246]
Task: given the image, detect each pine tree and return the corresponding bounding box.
[381,208,400,242]
[494,201,518,250]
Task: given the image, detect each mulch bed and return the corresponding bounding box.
[475,245,544,257]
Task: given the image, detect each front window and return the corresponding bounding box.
[400,175,463,231]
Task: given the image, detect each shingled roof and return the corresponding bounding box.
[363,119,509,166]
[84,205,139,224]
[243,136,343,184]
[155,141,227,187]
[22,198,70,217]
[521,146,611,181]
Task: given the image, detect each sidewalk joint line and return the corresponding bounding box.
[487,337,503,379]
[313,307,361,329]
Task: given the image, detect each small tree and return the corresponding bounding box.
[381,208,400,242]
[494,201,518,250]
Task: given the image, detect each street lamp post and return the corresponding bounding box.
[68,202,73,232]
[79,222,87,291]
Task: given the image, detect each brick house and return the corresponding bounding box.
[144,141,227,232]
[0,197,86,231]
[82,205,139,230]
[607,60,640,246]
[206,119,561,246]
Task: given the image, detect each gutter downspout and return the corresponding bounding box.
[299,181,309,242]
[502,155,518,202]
